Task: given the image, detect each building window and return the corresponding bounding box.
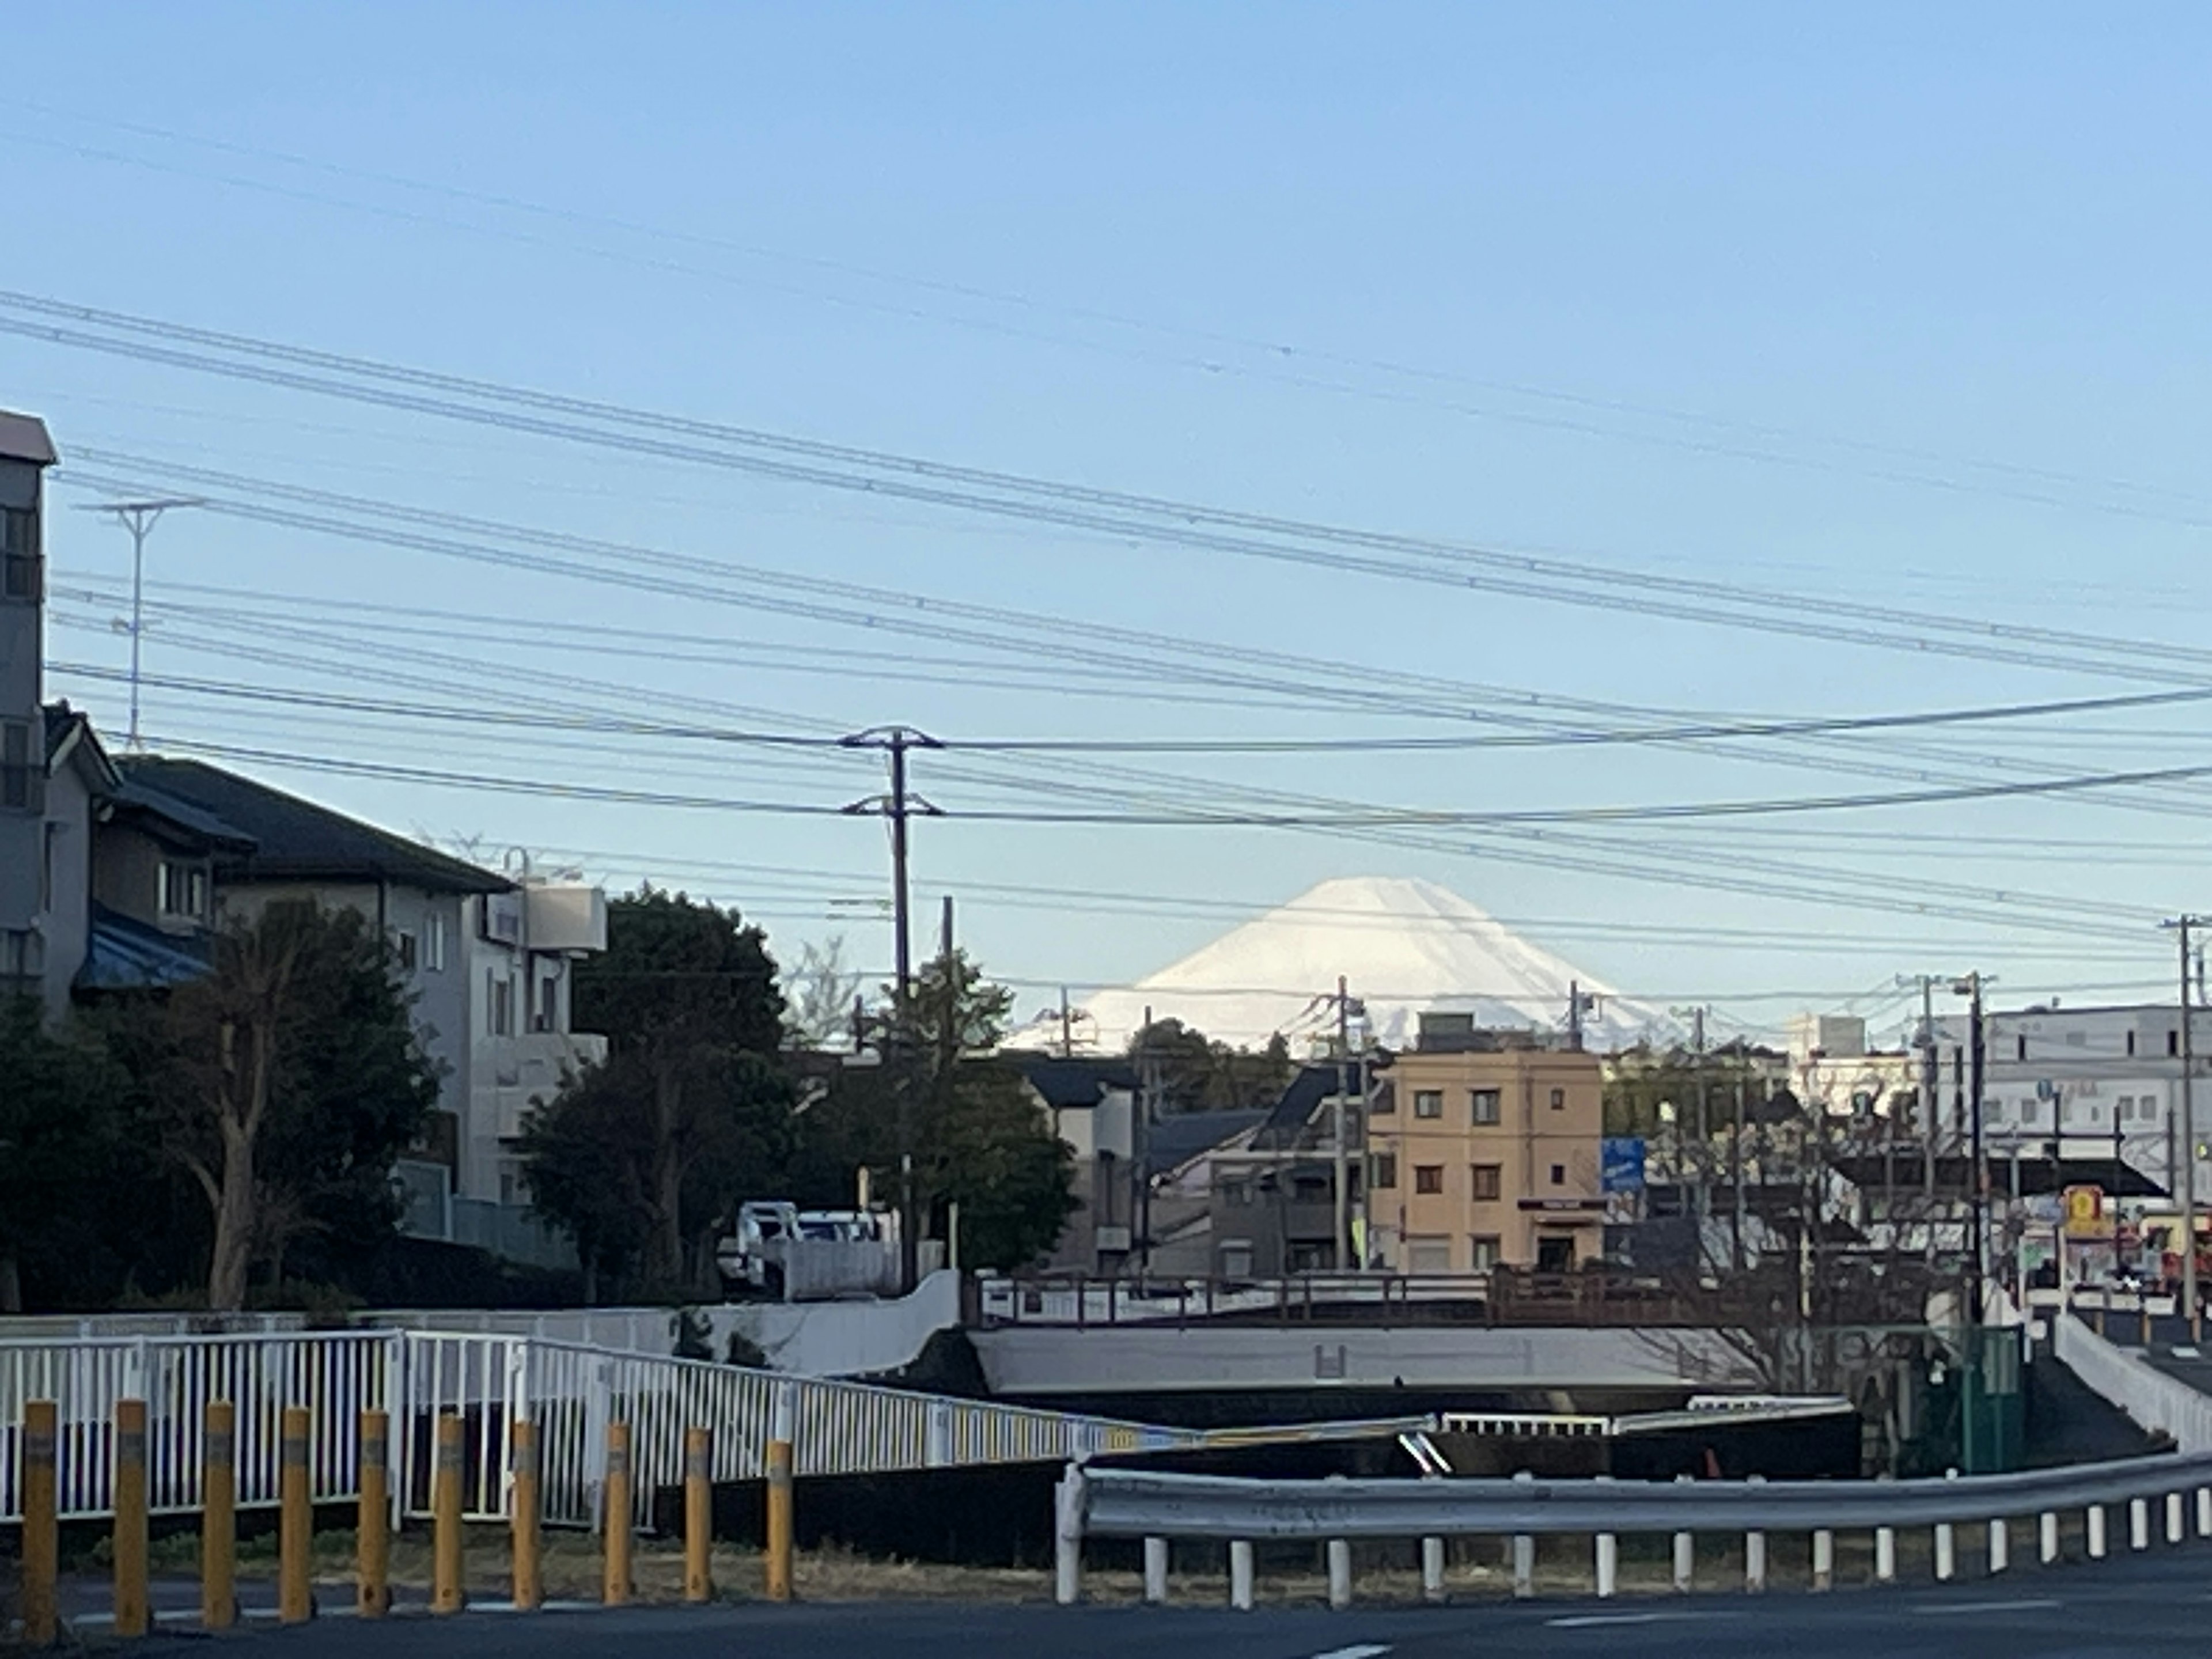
[533,973,559,1033]
[2171,1031,2182,1058]
[425,911,447,972]
[1470,1163,1502,1202]
[1,505,39,603]
[395,930,419,971]
[1550,1087,1566,1110]
[1471,1088,1501,1125]
[2127,1031,2137,1056]
[1550,1162,1566,1187]
[1469,1234,1501,1272]
[157,860,207,921]
[1414,1089,1443,1119]
[40,823,59,912]
[1414,1164,1445,1195]
[1372,1085,1395,1115]
[2017,1035,2028,1061]
[1,719,37,812]
[1536,1235,1576,1272]
[487,969,515,1036]
[1219,1243,1253,1279]
[1372,1153,1397,1191]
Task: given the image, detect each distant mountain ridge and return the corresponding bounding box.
[1007,875,1675,1055]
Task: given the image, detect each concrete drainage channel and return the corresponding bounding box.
[1052,1450,2212,1609]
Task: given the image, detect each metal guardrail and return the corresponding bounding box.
[1054,1451,2212,1608]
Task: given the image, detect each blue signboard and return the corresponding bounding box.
[1601,1137,1646,1194]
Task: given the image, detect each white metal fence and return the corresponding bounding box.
[2054,1313,2212,1454]
[1,1328,1202,1531]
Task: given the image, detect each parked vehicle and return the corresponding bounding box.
[715,1200,902,1301]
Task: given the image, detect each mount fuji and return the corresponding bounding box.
[1007,876,1675,1056]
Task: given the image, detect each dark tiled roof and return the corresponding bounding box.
[41,703,120,793]
[1254,1063,1355,1147]
[0,410,56,466]
[116,757,510,895]
[1003,1052,1141,1108]
[77,903,211,990]
[1144,1108,1268,1176]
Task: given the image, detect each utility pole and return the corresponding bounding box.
[82,497,198,749]
[1950,974,1989,1325]
[1334,976,1352,1274]
[2164,915,2203,1338]
[841,726,942,1292]
[1137,1003,1159,1281]
[1897,974,1940,1266]
[1669,1005,1711,1225]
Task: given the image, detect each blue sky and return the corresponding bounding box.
[7,3,2211,1041]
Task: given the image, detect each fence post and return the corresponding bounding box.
[603,1419,633,1606]
[203,1399,238,1630]
[2087,1504,2107,1559]
[511,1418,542,1612]
[1672,1474,1694,1593]
[1054,1463,1087,1605]
[431,1412,465,1614]
[684,1427,714,1604]
[279,1406,314,1624]
[1987,1517,2008,1574]
[1512,1469,1536,1599]
[357,1409,390,1618]
[1143,1536,1169,1604]
[1229,1539,1255,1611]
[1743,1475,1767,1593]
[1874,1525,1897,1583]
[1810,1528,1833,1592]
[2130,1497,2150,1551]
[2166,1491,2185,1546]
[765,1384,796,1604]
[1421,1535,1446,1604]
[2198,1486,2212,1539]
[113,1399,149,1639]
[2039,1509,2059,1565]
[1327,1537,1353,1609]
[21,1399,58,1647]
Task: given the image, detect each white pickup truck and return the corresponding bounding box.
[715,1200,902,1301]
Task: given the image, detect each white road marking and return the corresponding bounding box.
[1544,1611,1729,1628]
[1306,1646,1392,1659]
[1913,1597,2064,1616]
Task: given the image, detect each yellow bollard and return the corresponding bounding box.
[684,1427,713,1603]
[22,1399,59,1647]
[203,1400,237,1630]
[278,1406,314,1624]
[764,1437,794,1603]
[431,1412,466,1615]
[113,1399,150,1638]
[602,1421,633,1606]
[510,1419,543,1612]
[356,1409,390,1618]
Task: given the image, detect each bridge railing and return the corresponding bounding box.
[1,1327,1206,1531]
[1055,1450,2212,1608]
[2053,1312,2212,1455]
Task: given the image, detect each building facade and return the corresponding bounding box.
[0,412,63,1013]
[1368,1018,1605,1274]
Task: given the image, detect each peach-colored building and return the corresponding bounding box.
[1369,1032,1605,1274]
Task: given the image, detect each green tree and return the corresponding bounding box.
[146,900,438,1310]
[0,998,125,1312]
[1128,1017,1294,1113]
[536,888,793,1292]
[793,949,1075,1272]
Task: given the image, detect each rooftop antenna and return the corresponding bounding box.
[80,498,200,749]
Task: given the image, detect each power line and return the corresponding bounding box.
[9,298,2207,684]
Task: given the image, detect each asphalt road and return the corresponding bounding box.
[93,1553,2212,1659]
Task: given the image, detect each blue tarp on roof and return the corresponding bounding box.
[78,904,211,990]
